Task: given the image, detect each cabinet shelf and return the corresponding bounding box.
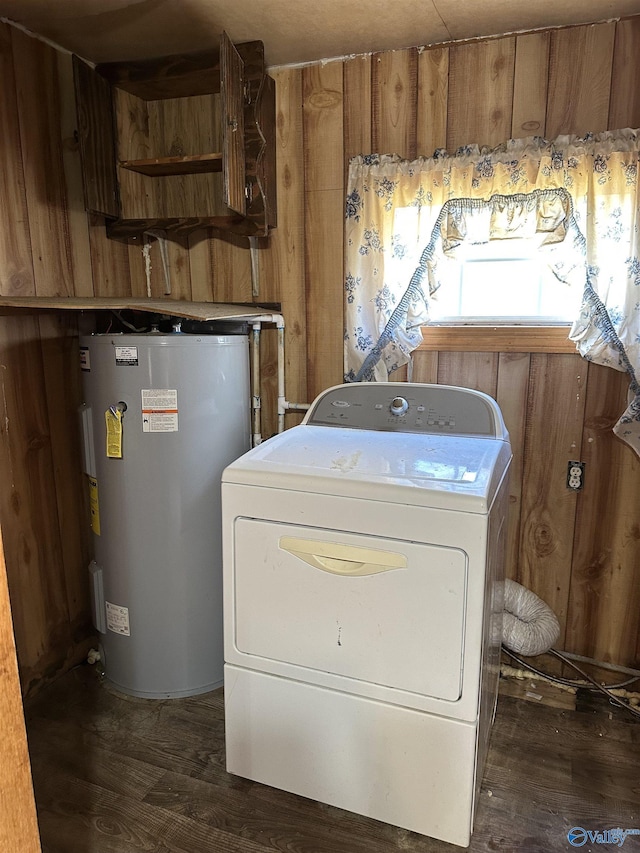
[120,153,224,177]
[73,34,276,241]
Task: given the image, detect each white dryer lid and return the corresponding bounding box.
[223,425,511,513]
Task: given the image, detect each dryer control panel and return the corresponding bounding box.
[304,382,508,438]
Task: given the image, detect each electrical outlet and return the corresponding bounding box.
[567,461,585,491]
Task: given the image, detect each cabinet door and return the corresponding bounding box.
[73,56,120,218]
[221,32,246,216]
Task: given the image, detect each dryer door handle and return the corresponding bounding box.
[279,536,407,576]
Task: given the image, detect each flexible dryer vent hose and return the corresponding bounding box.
[502,579,561,657]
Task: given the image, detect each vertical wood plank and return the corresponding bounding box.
[221,34,245,216]
[303,62,345,192]
[303,61,344,398]
[11,30,74,298]
[546,23,615,137]
[258,328,279,440]
[372,48,418,158]
[258,73,278,230]
[565,365,640,668]
[344,54,372,185]
[608,18,640,130]
[511,32,550,139]
[370,48,417,387]
[417,46,449,156]
[165,238,192,302]
[0,316,72,691]
[88,215,132,298]
[56,53,94,298]
[0,525,41,853]
[114,89,152,220]
[211,233,252,303]
[0,23,35,297]
[518,354,586,644]
[436,351,499,398]
[389,364,409,382]
[37,314,91,631]
[447,38,515,150]
[410,351,439,383]
[263,67,307,430]
[188,231,215,303]
[343,55,372,388]
[496,353,531,580]
[127,240,153,298]
[73,55,119,218]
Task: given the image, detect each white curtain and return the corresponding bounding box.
[344,130,640,456]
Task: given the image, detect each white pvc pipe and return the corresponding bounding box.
[251,323,262,446]
[285,402,311,411]
[276,320,286,433]
[248,237,260,298]
[242,312,309,437]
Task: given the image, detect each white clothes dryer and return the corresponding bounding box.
[222,382,511,847]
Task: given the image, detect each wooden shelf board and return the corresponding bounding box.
[0,297,280,323]
[119,153,224,177]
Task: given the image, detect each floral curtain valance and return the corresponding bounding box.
[344,129,640,456]
[424,188,587,301]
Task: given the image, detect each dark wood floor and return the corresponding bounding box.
[24,666,640,853]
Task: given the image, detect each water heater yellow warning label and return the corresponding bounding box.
[88,476,100,536]
[105,408,123,457]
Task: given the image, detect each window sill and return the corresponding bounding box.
[417,325,576,354]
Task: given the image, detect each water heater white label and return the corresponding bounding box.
[141,389,179,433]
[115,345,138,366]
[80,346,90,371]
[106,601,130,636]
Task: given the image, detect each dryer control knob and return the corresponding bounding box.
[390,396,409,416]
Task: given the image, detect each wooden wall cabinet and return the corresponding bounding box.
[73,32,276,241]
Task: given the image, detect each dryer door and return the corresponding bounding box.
[232,518,468,701]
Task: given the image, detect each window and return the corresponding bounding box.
[345,138,640,455]
[427,238,582,326]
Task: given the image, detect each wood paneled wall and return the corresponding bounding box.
[0,24,93,693]
[267,17,640,402]
[264,18,640,668]
[1,17,640,696]
[0,22,270,692]
[413,349,640,667]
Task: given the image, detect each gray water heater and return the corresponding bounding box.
[80,332,250,698]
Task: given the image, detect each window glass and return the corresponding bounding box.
[428,238,582,325]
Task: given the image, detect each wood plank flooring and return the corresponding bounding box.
[24,667,640,853]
